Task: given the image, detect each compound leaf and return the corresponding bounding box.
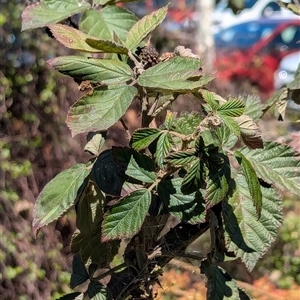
[217,99,245,117]
[223,175,283,271]
[156,132,173,168]
[241,142,300,196]
[48,56,133,84]
[219,115,240,137]
[131,128,162,151]
[172,112,203,135]
[70,254,89,289]
[57,293,84,300]
[200,90,219,110]
[33,164,90,235]
[22,0,90,31]
[88,282,110,300]
[102,189,151,241]
[125,5,168,50]
[85,37,128,54]
[239,94,263,121]
[67,86,137,136]
[166,151,196,167]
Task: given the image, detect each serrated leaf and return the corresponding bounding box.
[156,132,173,168]
[56,292,84,300]
[205,155,231,208]
[181,159,205,194]
[241,142,300,196]
[85,37,128,54]
[84,133,105,156]
[49,56,133,84]
[217,99,245,117]
[80,6,138,43]
[219,115,240,136]
[234,151,262,218]
[223,175,283,271]
[48,24,103,53]
[165,151,196,166]
[172,112,203,135]
[239,95,262,121]
[235,115,263,149]
[137,57,213,92]
[214,125,238,149]
[262,88,288,114]
[33,164,90,235]
[102,189,151,241]
[131,128,162,151]
[125,5,168,50]
[70,254,89,289]
[200,89,219,110]
[21,0,90,31]
[126,153,157,183]
[157,178,206,224]
[201,261,241,300]
[88,282,110,300]
[67,85,137,136]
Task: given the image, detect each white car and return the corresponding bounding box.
[213,0,295,33]
[274,51,300,90]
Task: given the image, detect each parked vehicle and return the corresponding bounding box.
[215,18,300,99]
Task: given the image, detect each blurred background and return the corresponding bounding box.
[0,0,299,299]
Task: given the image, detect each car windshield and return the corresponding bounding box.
[215,0,257,12]
[215,21,279,50]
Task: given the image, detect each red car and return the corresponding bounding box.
[215,18,300,99]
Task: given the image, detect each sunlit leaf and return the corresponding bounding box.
[125,5,168,50]
[223,175,283,271]
[88,282,110,300]
[84,133,105,156]
[165,151,196,166]
[239,94,262,121]
[219,115,240,136]
[22,0,90,31]
[33,164,90,235]
[234,151,262,218]
[241,142,300,196]
[157,178,206,224]
[85,37,128,54]
[102,189,151,241]
[131,128,162,151]
[217,99,245,117]
[172,112,203,135]
[200,89,219,110]
[156,132,173,168]
[67,85,137,136]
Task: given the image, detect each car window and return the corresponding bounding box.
[268,26,300,50]
[244,0,257,9]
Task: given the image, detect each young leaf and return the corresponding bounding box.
[125,5,168,50]
[67,85,137,136]
[156,132,173,168]
[235,115,263,149]
[234,151,262,218]
[223,175,283,271]
[200,89,219,110]
[131,128,162,151]
[238,94,263,121]
[102,189,152,241]
[85,37,128,54]
[21,0,90,31]
[181,159,206,194]
[217,99,245,117]
[166,151,196,167]
[33,164,90,235]
[48,56,133,84]
[200,261,242,300]
[88,282,110,300]
[172,112,203,135]
[241,142,300,196]
[70,254,89,289]
[56,293,84,300]
[219,115,240,137]
[80,6,138,42]
[157,178,206,224]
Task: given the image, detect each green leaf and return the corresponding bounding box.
[56,292,84,300]
[21,0,90,31]
[102,189,152,241]
[131,128,162,151]
[165,151,196,166]
[33,164,90,235]
[223,175,283,271]
[214,125,238,149]
[181,159,205,194]
[125,5,168,50]
[239,94,262,121]
[235,115,263,149]
[88,282,110,300]
[156,132,173,168]
[48,56,133,84]
[219,115,240,136]
[241,142,300,196]
[70,254,89,289]
[200,89,219,110]
[137,57,213,92]
[157,178,206,224]
[84,133,105,156]
[234,151,262,218]
[80,6,138,43]
[205,155,231,208]
[217,99,245,117]
[172,112,203,135]
[85,37,128,54]
[200,261,241,300]
[67,85,137,136]
[126,153,157,183]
